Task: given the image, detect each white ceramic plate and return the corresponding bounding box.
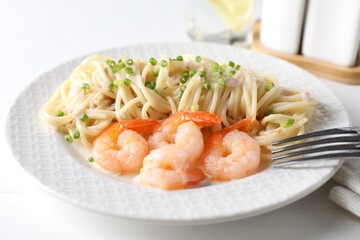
[6,42,349,225]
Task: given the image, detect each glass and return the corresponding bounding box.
[186,0,254,45]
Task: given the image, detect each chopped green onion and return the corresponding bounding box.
[153,89,159,94]
[235,64,241,70]
[211,62,219,72]
[64,134,72,142]
[179,85,186,99]
[56,111,64,117]
[126,59,133,65]
[125,67,134,75]
[82,83,90,92]
[72,130,80,139]
[176,55,183,61]
[211,72,221,80]
[88,156,95,163]
[266,109,274,116]
[195,56,201,62]
[149,57,157,66]
[228,70,236,77]
[112,79,120,86]
[108,82,116,90]
[106,59,116,68]
[203,83,211,90]
[220,64,227,74]
[124,78,131,86]
[180,71,189,84]
[160,60,168,67]
[228,60,235,68]
[153,68,159,77]
[191,104,199,112]
[180,76,188,84]
[199,71,206,78]
[280,118,295,128]
[189,69,196,77]
[145,81,156,90]
[265,82,275,91]
[80,113,88,122]
[218,78,226,87]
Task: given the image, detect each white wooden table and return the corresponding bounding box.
[1,1,359,239]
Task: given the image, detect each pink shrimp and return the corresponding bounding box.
[92,119,160,174]
[139,111,222,190]
[200,117,261,180]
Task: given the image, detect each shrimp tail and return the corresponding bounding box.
[222,116,259,135]
[96,119,160,141]
[181,168,207,187]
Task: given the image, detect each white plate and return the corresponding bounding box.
[6,42,349,225]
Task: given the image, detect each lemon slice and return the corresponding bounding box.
[208,0,253,32]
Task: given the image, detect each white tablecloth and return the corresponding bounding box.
[1,0,360,239]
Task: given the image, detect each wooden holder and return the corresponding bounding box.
[250,20,360,85]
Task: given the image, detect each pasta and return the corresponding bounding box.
[39,54,316,152]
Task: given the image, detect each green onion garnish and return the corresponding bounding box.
[199,71,206,78]
[180,76,188,84]
[220,64,227,74]
[56,111,64,117]
[280,118,295,128]
[179,85,186,99]
[82,83,90,92]
[126,59,133,65]
[228,70,236,77]
[191,104,199,112]
[145,81,156,90]
[160,60,168,67]
[228,60,235,68]
[211,62,219,72]
[235,64,241,70]
[149,57,157,66]
[195,56,201,62]
[64,134,72,142]
[176,55,183,61]
[153,89,159,94]
[88,156,95,163]
[108,82,116,90]
[106,59,116,68]
[266,109,274,116]
[124,78,131,86]
[113,79,121,86]
[189,69,196,77]
[125,67,134,75]
[153,68,159,77]
[80,113,88,122]
[203,83,211,90]
[218,78,226,87]
[265,82,275,91]
[211,72,221,80]
[72,130,80,139]
[180,72,189,84]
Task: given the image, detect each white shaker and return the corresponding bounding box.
[260,0,307,54]
[302,0,360,67]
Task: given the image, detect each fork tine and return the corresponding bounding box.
[272,136,360,154]
[272,128,358,146]
[272,144,360,160]
[273,152,360,167]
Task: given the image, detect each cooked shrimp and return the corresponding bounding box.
[148,111,222,166]
[139,145,207,190]
[200,117,261,180]
[139,111,222,190]
[92,119,159,174]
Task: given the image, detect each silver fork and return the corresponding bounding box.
[271,127,360,167]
